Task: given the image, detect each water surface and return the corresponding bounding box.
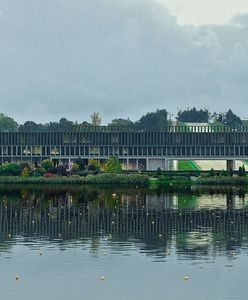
[0,184,247,300]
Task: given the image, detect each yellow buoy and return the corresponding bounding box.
[100,276,105,280]
[184,276,189,281]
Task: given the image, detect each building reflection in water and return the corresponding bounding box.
[0,184,248,260]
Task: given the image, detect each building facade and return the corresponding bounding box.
[0,126,248,170]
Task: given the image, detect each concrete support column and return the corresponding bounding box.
[136,159,138,171]
[127,158,129,171]
[172,160,178,171]
[226,160,235,171]
[164,159,169,171]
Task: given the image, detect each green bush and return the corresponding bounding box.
[41,159,53,171]
[88,159,101,172]
[85,173,149,185]
[0,173,149,186]
[21,167,29,177]
[103,157,122,173]
[196,176,248,186]
[71,163,80,174]
[0,162,21,176]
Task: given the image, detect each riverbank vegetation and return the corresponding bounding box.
[0,173,149,186]
[0,159,247,187]
[0,158,149,186]
[150,164,248,186]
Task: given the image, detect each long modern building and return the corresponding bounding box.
[0,125,248,170]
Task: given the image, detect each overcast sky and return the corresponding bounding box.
[0,0,248,124]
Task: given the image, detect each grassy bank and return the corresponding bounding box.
[178,160,201,171]
[0,173,149,186]
[150,176,192,186]
[152,175,248,186]
[195,176,248,186]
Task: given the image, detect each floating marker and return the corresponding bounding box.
[184,276,189,281]
[16,274,19,281]
[100,276,105,280]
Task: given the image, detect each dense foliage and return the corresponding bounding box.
[136,109,168,130]
[0,108,245,133]
[222,109,242,128]
[103,157,122,173]
[0,173,149,186]
[0,113,18,132]
[177,108,210,123]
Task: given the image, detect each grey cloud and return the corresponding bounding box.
[0,0,248,123]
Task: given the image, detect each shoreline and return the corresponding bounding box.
[0,173,247,186]
[151,175,248,186]
[0,173,150,186]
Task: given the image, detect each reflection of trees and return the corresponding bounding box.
[0,185,248,259]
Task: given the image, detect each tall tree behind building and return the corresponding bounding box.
[0,113,18,132]
[136,109,168,130]
[91,112,102,126]
[177,108,210,123]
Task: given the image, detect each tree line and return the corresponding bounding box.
[0,108,244,132]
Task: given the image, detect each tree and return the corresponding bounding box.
[109,118,134,127]
[88,159,101,172]
[103,156,122,173]
[71,163,79,174]
[74,157,87,171]
[223,109,242,127]
[137,109,168,130]
[177,108,210,123]
[19,121,43,132]
[59,118,74,130]
[41,159,53,172]
[91,112,102,126]
[0,113,18,132]
[238,165,246,177]
[0,162,21,176]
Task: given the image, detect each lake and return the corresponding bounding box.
[0,184,247,300]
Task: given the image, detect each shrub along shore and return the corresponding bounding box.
[0,159,247,186]
[0,173,247,187]
[0,173,150,186]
